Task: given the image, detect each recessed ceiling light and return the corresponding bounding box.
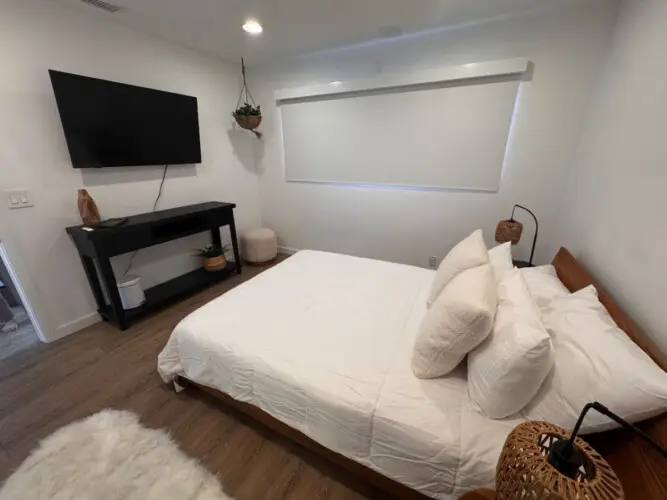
[243,20,263,35]
[329,81,342,85]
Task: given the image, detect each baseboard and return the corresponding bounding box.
[52,311,101,342]
[278,246,300,255]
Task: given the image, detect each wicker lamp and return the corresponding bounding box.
[497,421,622,499]
[496,402,667,499]
[496,204,538,268]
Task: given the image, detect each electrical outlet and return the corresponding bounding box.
[429,256,437,269]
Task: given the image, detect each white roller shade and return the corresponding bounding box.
[278,71,522,191]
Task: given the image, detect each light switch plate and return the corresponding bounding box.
[6,190,34,209]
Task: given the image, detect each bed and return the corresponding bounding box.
[158,248,667,499]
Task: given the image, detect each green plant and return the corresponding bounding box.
[195,244,230,258]
[233,102,261,117]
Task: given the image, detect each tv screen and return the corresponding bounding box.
[49,70,202,168]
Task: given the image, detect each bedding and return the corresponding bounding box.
[468,269,553,419]
[427,229,488,308]
[158,250,517,499]
[523,285,667,434]
[488,242,513,283]
[520,265,570,310]
[413,264,496,379]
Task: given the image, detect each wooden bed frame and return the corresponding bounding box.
[178,247,667,499]
[552,248,667,499]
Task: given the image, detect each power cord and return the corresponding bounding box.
[124,165,169,277]
[153,164,168,212]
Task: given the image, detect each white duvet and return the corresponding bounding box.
[158,251,523,499]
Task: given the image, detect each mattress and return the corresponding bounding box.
[158,250,521,499]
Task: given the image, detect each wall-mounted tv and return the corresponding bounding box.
[49,70,202,168]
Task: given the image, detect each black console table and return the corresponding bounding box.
[66,202,241,330]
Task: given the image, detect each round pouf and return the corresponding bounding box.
[241,228,278,265]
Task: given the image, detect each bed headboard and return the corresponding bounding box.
[552,247,667,498]
[552,247,667,371]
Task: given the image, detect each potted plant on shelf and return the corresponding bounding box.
[233,102,262,138]
[196,244,230,272]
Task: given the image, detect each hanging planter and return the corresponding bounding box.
[233,58,262,139]
[234,104,262,131]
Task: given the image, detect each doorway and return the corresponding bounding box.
[0,251,40,358]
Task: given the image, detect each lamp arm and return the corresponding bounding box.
[569,402,667,461]
[512,204,539,266]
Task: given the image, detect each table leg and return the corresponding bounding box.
[210,227,222,249]
[95,253,128,330]
[229,219,242,275]
[78,254,106,312]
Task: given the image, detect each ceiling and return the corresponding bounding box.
[55,0,585,62]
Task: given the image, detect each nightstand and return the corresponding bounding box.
[459,488,495,499]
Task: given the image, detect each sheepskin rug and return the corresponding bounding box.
[0,409,232,500]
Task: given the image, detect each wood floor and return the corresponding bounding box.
[0,257,389,500]
[0,306,40,359]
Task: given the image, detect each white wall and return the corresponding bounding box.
[252,1,619,267]
[559,0,667,351]
[0,0,262,341]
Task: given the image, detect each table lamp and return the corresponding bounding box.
[496,402,667,499]
[495,204,538,268]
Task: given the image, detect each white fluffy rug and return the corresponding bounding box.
[0,410,233,500]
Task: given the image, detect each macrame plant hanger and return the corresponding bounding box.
[234,58,262,138]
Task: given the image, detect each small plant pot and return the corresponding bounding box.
[235,115,262,131]
[204,255,227,272]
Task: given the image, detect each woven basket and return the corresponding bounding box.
[496,421,624,500]
[235,115,262,131]
[495,219,523,245]
[204,255,227,272]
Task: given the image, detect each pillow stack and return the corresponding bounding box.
[413,230,555,421]
[488,242,513,283]
[522,285,667,433]
[413,264,496,378]
[426,229,490,308]
[413,230,497,379]
[414,230,667,434]
[520,265,570,310]
[467,269,553,418]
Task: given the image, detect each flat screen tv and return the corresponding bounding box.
[49,70,202,168]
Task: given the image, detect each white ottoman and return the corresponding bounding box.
[241,227,278,264]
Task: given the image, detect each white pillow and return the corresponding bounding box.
[468,269,553,418]
[413,264,496,379]
[488,242,513,283]
[523,285,667,434]
[521,265,570,310]
[427,229,488,307]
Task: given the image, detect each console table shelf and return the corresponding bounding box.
[98,262,238,325]
[67,202,241,330]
